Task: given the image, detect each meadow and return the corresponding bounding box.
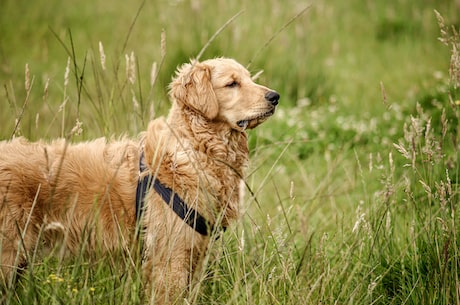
[0,0,459,304]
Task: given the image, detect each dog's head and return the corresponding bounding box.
[169,58,279,131]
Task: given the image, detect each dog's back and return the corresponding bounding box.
[0,137,139,284]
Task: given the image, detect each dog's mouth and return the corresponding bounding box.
[237,108,276,130]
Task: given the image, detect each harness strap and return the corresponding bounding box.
[135,152,217,236]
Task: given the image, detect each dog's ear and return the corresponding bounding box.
[169,61,219,120]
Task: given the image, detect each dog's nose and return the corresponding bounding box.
[265,91,280,106]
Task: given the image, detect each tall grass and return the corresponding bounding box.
[1,0,460,304]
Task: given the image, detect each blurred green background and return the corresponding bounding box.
[1,0,457,138]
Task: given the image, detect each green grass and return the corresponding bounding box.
[1,0,460,304]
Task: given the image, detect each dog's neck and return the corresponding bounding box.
[170,104,249,173]
[144,103,249,227]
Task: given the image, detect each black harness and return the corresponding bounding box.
[135,152,218,236]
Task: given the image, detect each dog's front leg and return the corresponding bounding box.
[143,244,192,305]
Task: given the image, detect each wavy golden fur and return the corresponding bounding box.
[0,57,279,303]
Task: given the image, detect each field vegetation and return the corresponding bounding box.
[0,0,459,304]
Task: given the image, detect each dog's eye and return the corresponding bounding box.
[226,81,239,88]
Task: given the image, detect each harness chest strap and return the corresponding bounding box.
[135,152,223,236]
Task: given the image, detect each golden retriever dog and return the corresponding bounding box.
[0,57,279,303]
